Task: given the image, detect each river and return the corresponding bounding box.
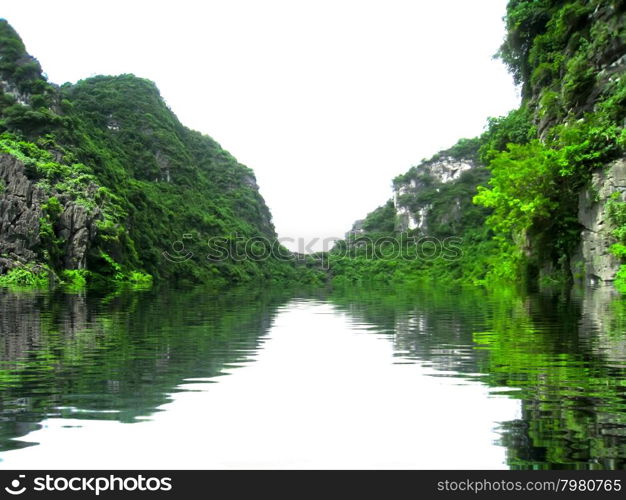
[0,284,624,469]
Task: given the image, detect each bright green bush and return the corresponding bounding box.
[61,269,89,289]
[0,267,49,288]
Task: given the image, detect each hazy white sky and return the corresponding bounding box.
[3,0,519,251]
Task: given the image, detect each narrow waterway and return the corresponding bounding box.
[0,284,624,469]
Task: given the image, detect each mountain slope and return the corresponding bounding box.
[0,19,314,287]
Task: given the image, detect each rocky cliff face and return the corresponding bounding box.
[0,77,31,107]
[574,157,626,284]
[348,139,487,243]
[0,154,100,275]
[393,155,475,232]
[0,154,44,271]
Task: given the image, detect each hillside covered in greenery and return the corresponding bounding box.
[0,20,321,289]
[331,0,626,290]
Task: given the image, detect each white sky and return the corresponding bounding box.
[2,0,519,252]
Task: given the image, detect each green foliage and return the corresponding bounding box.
[0,19,48,95]
[38,195,64,265]
[497,0,552,91]
[478,106,536,163]
[394,137,480,186]
[607,195,626,242]
[498,0,626,128]
[474,141,561,236]
[0,20,62,136]
[431,137,481,162]
[427,167,492,239]
[51,74,292,284]
[614,265,626,293]
[42,196,62,218]
[0,266,49,288]
[475,108,624,283]
[549,116,625,176]
[0,133,55,167]
[606,196,626,293]
[337,60,624,289]
[361,200,396,234]
[126,271,153,285]
[60,269,89,290]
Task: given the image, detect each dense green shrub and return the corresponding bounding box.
[0,266,49,288]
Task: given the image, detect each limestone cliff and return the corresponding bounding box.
[574,158,626,284]
[393,152,477,233]
[349,138,490,242]
[0,153,100,275]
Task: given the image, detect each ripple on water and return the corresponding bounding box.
[0,284,624,469]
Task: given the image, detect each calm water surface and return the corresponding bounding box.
[0,284,625,469]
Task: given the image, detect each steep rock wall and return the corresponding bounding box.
[574,157,626,284]
[0,154,99,274]
[392,156,476,233]
[0,154,45,272]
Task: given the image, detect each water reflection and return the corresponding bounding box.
[329,285,626,469]
[0,286,291,451]
[0,283,624,469]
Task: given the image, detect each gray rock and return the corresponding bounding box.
[393,156,476,232]
[0,154,45,269]
[58,203,96,269]
[574,157,626,284]
[0,153,100,273]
